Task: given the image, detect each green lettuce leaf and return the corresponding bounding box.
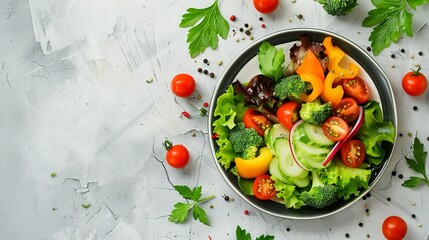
[212,85,247,168]
[356,101,395,165]
[257,42,285,81]
[319,159,371,200]
[273,177,305,209]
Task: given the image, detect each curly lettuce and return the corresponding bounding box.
[212,85,247,168]
[273,177,305,209]
[319,159,371,200]
[356,101,395,165]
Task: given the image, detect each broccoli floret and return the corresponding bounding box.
[300,171,338,208]
[274,75,309,100]
[229,123,263,159]
[318,0,358,16]
[299,98,332,125]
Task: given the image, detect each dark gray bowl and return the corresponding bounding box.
[208,28,397,219]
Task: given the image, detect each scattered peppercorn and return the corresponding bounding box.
[398,174,404,179]
[345,233,350,238]
[408,132,413,137]
[366,234,370,238]
[297,14,303,19]
[203,69,208,74]
[261,23,265,28]
[391,54,396,58]
[230,15,236,21]
[399,133,403,137]
[197,68,202,73]
[203,102,209,108]
[245,30,251,35]
[244,23,249,28]
[418,51,423,56]
[239,28,243,32]
[401,48,405,53]
[366,46,371,51]
[259,17,264,21]
[365,208,369,213]
[411,214,416,218]
[362,195,367,200]
[286,227,290,232]
[387,197,391,201]
[222,194,230,201]
[392,171,397,176]
[427,136,429,141]
[244,209,249,215]
[359,222,363,227]
[209,72,215,78]
[51,172,57,178]
[209,204,214,209]
[413,106,418,111]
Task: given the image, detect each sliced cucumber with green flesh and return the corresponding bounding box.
[289,175,310,188]
[269,157,293,184]
[265,124,289,152]
[274,138,309,179]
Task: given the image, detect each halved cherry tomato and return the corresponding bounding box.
[402,66,428,96]
[340,139,365,168]
[252,174,277,200]
[322,116,349,141]
[333,97,359,123]
[382,215,407,240]
[243,108,272,136]
[342,76,370,104]
[171,73,196,98]
[253,0,279,14]
[276,102,301,131]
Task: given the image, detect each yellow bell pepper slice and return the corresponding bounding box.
[235,147,273,179]
[320,72,344,106]
[322,37,359,80]
[298,73,323,103]
[296,50,325,82]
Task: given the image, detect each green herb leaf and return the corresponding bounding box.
[362,0,429,55]
[169,185,214,225]
[402,136,429,188]
[169,202,191,223]
[236,225,252,240]
[192,204,209,225]
[257,42,285,81]
[236,225,275,240]
[179,0,229,58]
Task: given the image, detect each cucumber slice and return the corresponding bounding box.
[289,175,310,188]
[303,122,335,146]
[274,138,309,179]
[265,124,289,152]
[269,157,293,184]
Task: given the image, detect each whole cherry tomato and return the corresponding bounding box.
[253,0,279,14]
[171,73,196,98]
[382,215,407,240]
[276,101,301,131]
[163,139,190,168]
[402,66,428,96]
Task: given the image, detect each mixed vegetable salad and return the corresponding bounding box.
[212,35,396,209]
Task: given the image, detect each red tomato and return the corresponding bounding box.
[340,139,365,168]
[166,144,190,168]
[332,97,359,123]
[402,66,428,96]
[276,102,301,131]
[252,174,277,200]
[322,116,349,142]
[171,73,196,98]
[342,76,370,104]
[243,108,272,136]
[253,0,279,14]
[382,216,407,240]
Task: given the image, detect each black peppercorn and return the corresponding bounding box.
[401,48,405,53]
[259,17,263,21]
[345,233,350,238]
[392,171,397,176]
[367,46,371,51]
[411,214,416,218]
[418,51,423,56]
[413,106,418,111]
[245,30,251,35]
[398,174,403,179]
[244,23,249,28]
[197,68,202,73]
[391,54,396,58]
[209,72,215,78]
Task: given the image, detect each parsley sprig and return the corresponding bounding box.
[362,0,429,56]
[168,185,215,225]
[402,136,429,188]
[179,0,229,58]
[257,42,286,82]
[236,225,275,240]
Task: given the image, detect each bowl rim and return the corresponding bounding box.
[208,28,397,219]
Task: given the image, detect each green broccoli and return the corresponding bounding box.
[300,171,338,208]
[299,98,332,125]
[228,123,263,159]
[318,0,358,16]
[274,75,309,100]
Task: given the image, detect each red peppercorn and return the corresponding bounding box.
[182,111,191,118]
[211,133,219,139]
[244,209,249,215]
[203,102,209,108]
[261,23,265,28]
[230,15,236,21]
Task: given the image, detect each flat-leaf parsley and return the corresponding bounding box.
[236,225,275,240]
[362,0,429,56]
[179,0,229,58]
[169,185,215,225]
[402,136,429,188]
